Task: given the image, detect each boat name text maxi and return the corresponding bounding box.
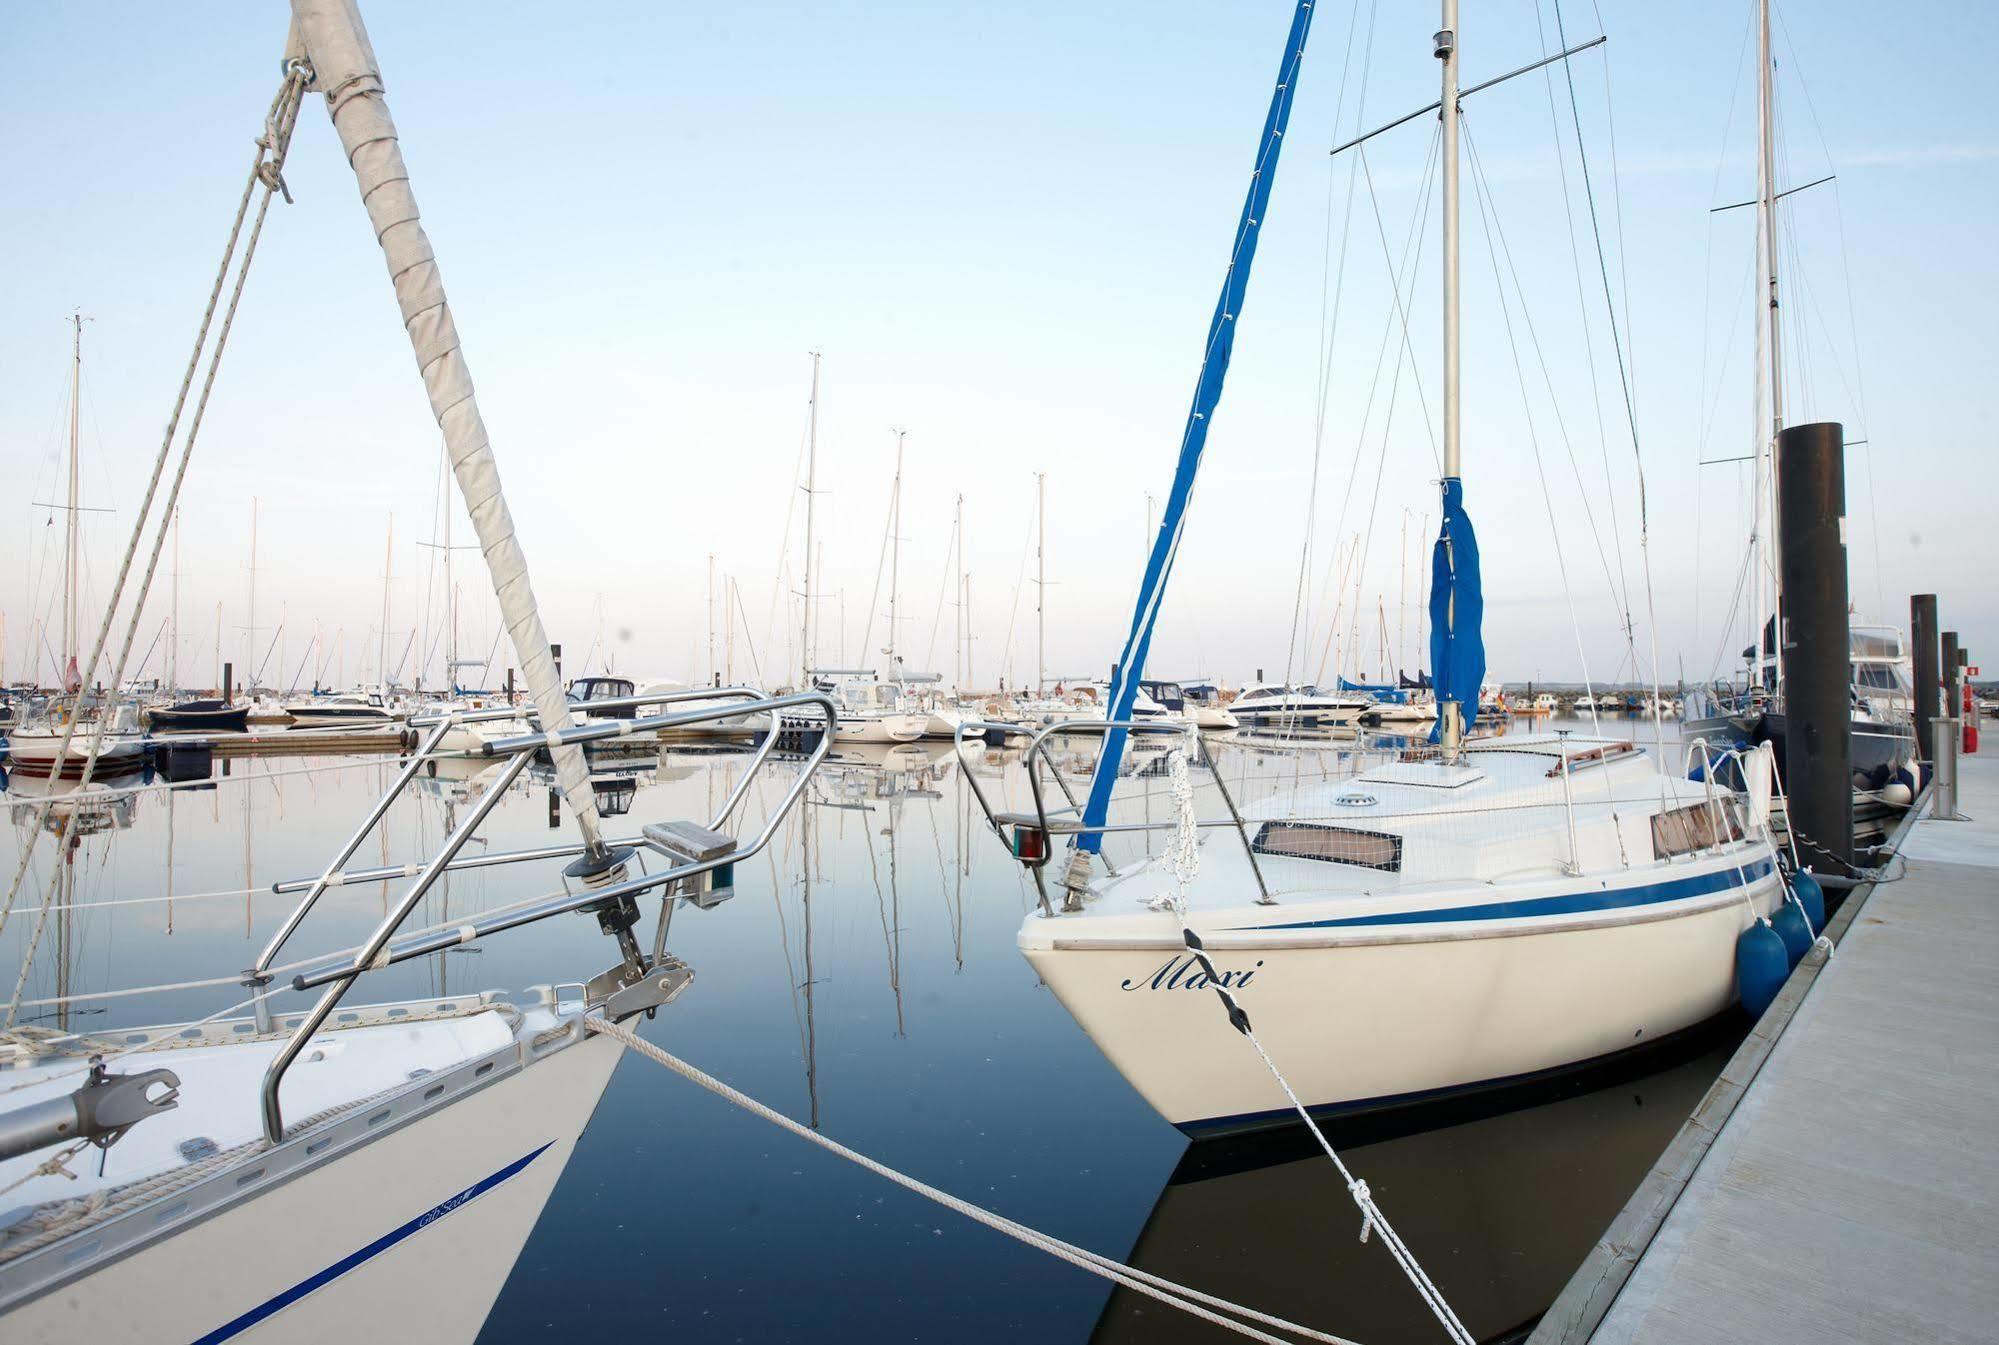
[1121,956,1264,992]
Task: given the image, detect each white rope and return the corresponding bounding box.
[583,1014,1362,1345]
[0,1140,89,1198]
[2,67,309,1023]
[1157,726,1476,1345]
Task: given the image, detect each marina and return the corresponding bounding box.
[0,0,1991,1341]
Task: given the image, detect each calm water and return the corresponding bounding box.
[0,715,1726,1344]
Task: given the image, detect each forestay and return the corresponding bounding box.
[1076,0,1318,858]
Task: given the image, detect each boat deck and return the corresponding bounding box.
[1531,745,1999,1343]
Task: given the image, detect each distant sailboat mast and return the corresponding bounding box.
[799,351,821,688]
[62,314,86,693]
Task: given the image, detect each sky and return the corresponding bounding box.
[3,1,1994,694]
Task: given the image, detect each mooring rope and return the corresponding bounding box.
[582,1013,1362,1345]
[1153,726,1476,1345]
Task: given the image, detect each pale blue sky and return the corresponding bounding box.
[3,1,1993,691]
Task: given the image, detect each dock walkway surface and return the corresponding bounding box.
[1560,748,1999,1344]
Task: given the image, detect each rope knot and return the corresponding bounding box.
[1348,1179,1376,1243]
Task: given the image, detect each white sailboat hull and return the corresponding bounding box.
[1021,856,1783,1134]
[2,1025,623,1344]
[4,730,148,779]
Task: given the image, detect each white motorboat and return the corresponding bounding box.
[1013,735,1785,1133]
[1141,679,1239,730]
[284,688,400,728]
[791,670,927,744]
[1228,682,1371,728]
[1175,681,1241,731]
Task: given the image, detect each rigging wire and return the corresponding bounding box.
[1284,0,1373,694]
[1462,118,1604,734]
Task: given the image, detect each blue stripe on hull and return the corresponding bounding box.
[192,1141,553,1344]
[1248,856,1774,931]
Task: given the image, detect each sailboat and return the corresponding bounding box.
[0,8,832,1340]
[7,317,148,780]
[987,2,1788,1135]
[1681,0,1917,804]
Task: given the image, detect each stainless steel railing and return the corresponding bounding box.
[257,686,837,1143]
[950,717,1269,914]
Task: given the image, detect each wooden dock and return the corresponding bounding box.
[1532,745,1999,1344]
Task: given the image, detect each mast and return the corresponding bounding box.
[1756,0,1785,696]
[1035,471,1046,694]
[953,493,964,690]
[1437,0,1464,757]
[800,350,820,687]
[246,498,259,694]
[64,314,84,691]
[886,429,905,675]
[724,574,736,682]
[379,514,393,688]
[169,508,181,694]
[444,460,455,688]
[706,553,716,686]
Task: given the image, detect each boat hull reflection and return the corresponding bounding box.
[1091,1025,1737,1345]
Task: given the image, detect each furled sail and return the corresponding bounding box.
[1427,477,1484,742]
[1075,0,1317,856]
[289,0,602,845]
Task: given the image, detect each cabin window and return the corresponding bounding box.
[1252,821,1402,872]
[1650,800,1745,859]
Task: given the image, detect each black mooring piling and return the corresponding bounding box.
[1942,630,1961,735]
[1777,421,1852,872]
[1912,594,1940,764]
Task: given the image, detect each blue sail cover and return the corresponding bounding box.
[1338,676,1408,705]
[1428,477,1485,743]
[1077,0,1318,855]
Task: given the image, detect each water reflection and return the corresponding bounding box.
[1092,1027,1736,1345]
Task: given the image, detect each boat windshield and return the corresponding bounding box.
[1850,627,1904,660]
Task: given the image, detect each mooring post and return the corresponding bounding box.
[1942,629,1961,738]
[1911,595,1939,765]
[1933,715,1961,820]
[1777,421,1852,873]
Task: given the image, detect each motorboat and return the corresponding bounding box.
[1175,681,1241,730]
[788,670,927,744]
[284,687,401,728]
[1684,618,1918,797]
[145,697,251,733]
[1141,679,1239,730]
[1228,682,1371,728]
